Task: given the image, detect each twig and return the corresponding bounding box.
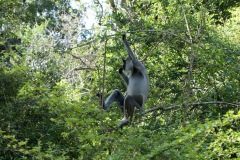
[94,0,103,25]
[141,40,162,61]
[63,67,96,79]
[63,39,96,52]
[70,54,88,66]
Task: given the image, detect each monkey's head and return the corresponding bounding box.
[122,57,133,71]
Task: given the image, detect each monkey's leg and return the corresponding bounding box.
[125,95,137,118]
[131,95,144,114]
[118,95,140,128]
[104,89,124,111]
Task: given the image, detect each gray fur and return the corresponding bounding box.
[102,34,149,128]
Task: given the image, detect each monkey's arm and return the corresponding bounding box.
[122,34,136,60]
[119,67,129,85]
[122,34,145,72]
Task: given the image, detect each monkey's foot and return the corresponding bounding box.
[118,119,129,128]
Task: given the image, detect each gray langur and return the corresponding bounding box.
[101,34,149,128]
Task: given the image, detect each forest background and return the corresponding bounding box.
[0,0,240,159]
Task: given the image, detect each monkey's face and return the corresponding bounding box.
[122,57,133,71]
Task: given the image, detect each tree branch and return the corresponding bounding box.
[142,105,179,115]
[181,1,195,126]
[63,67,96,79]
[189,101,240,110]
[74,67,96,71]
[142,101,239,115]
[100,101,239,134]
[101,39,108,108]
[127,30,191,44]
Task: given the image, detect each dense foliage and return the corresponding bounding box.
[0,0,239,159]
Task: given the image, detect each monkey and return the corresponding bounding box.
[101,34,149,128]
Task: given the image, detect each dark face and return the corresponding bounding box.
[122,57,133,71]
